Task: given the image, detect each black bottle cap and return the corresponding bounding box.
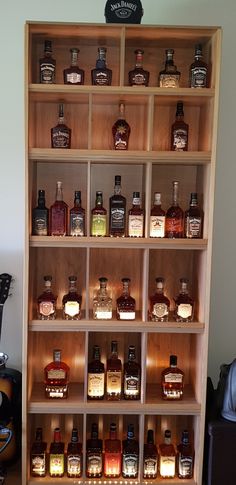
[38,189,45,198]
[195,44,203,55]
[68,275,77,282]
[43,275,52,282]
[74,190,81,199]
[99,276,108,283]
[176,101,184,115]
[164,429,171,439]
[133,191,140,198]
[170,355,177,366]
[105,0,144,24]
[147,429,154,443]
[115,175,121,185]
[122,277,131,283]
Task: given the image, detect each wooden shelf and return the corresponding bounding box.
[27,477,197,485]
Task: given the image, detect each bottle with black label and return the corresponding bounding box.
[177,430,194,478]
[123,345,141,400]
[171,101,189,151]
[122,424,139,478]
[109,175,126,237]
[189,44,208,88]
[32,189,49,236]
[67,428,83,478]
[185,192,203,238]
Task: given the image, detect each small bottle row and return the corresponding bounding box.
[31,423,194,479]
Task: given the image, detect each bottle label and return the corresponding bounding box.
[95,309,112,319]
[124,375,139,396]
[128,215,144,237]
[50,207,67,235]
[164,372,183,383]
[131,73,146,85]
[123,453,138,476]
[185,216,201,238]
[107,371,122,395]
[40,63,55,83]
[91,215,106,236]
[104,452,121,476]
[31,454,46,475]
[67,454,81,475]
[52,129,70,148]
[87,373,104,397]
[173,128,188,151]
[178,455,193,477]
[177,303,192,319]
[144,457,157,476]
[114,124,129,150]
[191,67,207,87]
[153,303,168,318]
[66,72,82,84]
[165,218,183,236]
[93,72,109,85]
[150,216,165,237]
[49,453,64,475]
[110,208,125,231]
[87,452,103,474]
[160,455,175,477]
[64,301,80,317]
[159,74,179,88]
[47,369,66,380]
[118,311,136,320]
[34,217,48,236]
[70,214,84,236]
[39,301,55,317]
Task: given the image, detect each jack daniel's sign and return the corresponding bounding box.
[105,0,143,23]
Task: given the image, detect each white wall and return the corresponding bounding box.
[1,0,235,384]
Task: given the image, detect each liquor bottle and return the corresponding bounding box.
[177,430,194,479]
[123,345,141,400]
[128,192,144,237]
[91,191,107,237]
[63,48,85,85]
[149,192,165,238]
[37,275,57,320]
[32,189,49,236]
[128,49,150,86]
[165,181,184,238]
[174,278,194,322]
[122,423,139,478]
[159,48,180,88]
[44,349,70,398]
[69,190,85,236]
[39,39,56,84]
[67,428,83,478]
[86,422,103,478]
[51,103,71,149]
[91,47,112,85]
[104,423,122,478]
[185,192,203,238]
[87,345,105,400]
[143,429,158,479]
[171,101,189,151]
[116,278,136,320]
[49,427,65,477]
[109,175,126,237]
[49,181,68,236]
[149,277,170,322]
[112,103,131,150]
[159,429,176,478]
[161,354,184,400]
[30,427,47,477]
[189,44,208,88]
[62,275,82,320]
[93,277,112,320]
[106,340,122,400]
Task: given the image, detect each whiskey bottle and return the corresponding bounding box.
[159,429,176,478]
[177,430,194,479]
[161,354,184,400]
[49,181,68,236]
[171,101,189,151]
[86,422,103,478]
[49,427,65,477]
[189,44,208,88]
[174,278,194,322]
[159,49,180,88]
[67,428,83,478]
[104,423,122,478]
[106,340,122,400]
[93,277,112,320]
[128,192,144,237]
[109,175,126,237]
[69,190,85,236]
[143,429,158,479]
[149,277,170,322]
[116,278,136,320]
[123,345,141,400]
[149,192,165,238]
[44,349,70,399]
[128,49,150,86]
[87,345,105,400]
[39,40,56,84]
[122,423,139,478]
[37,275,57,320]
[91,47,112,85]
[91,191,107,237]
[51,103,71,148]
[32,189,49,236]
[185,192,203,238]
[30,427,47,477]
[165,181,184,238]
[62,275,82,320]
[63,48,85,85]
[112,103,131,150]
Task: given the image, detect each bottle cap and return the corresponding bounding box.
[164,429,171,439]
[105,0,143,24]
[44,40,52,52]
[70,47,79,54]
[195,44,203,56]
[115,175,121,185]
[99,276,108,284]
[170,354,177,366]
[182,430,190,444]
[68,275,77,282]
[71,428,79,442]
[74,190,81,199]
[154,192,161,203]
[122,277,131,284]
[38,189,45,198]
[127,423,135,439]
[147,429,154,443]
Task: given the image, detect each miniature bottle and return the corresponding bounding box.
[112,103,131,150]
[91,47,112,85]
[128,191,144,237]
[185,192,203,238]
[30,427,47,477]
[93,277,112,320]
[49,427,65,477]
[116,278,136,320]
[143,429,158,479]
[49,181,68,236]
[67,428,83,478]
[161,354,184,400]
[122,424,139,478]
[159,49,180,88]
[87,345,105,400]
[174,278,194,322]
[123,345,141,400]
[91,191,107,237]
[128,49,149,86]
[189,44,208,88]
[171,101,189,151]
[149,277,170,322]
[37,275,57,320]
[44,349,70,399]
[86,423,103,478]
[62,275,82,320]
[149,192,165,238]
[159,429,176,478]
[104,423,122,478]
[51,103,71,149]
[106,340,122,400]
[165,181,184,238]
[177,430,194,479]
[63,48,85,85]
[69,190,85,236]
[109,175,126,237]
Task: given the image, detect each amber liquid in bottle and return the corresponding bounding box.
[143,429,158,479]
[174,278,194,322]
[62,275,82,320]
[69,190,85,236]
[150,192,165,238]
[87,345,105,400]
[123,345,141,400]
[165,181,184,238]
[93,277,112,320]
[39,40,56,84]
[63,48,85,85]
[32,189,49,236]
[112,103,131,150]
[49,181,68,236]
[177,430,194,478]
[116,278,136,320]
[37,275,57,320]
[86,423,103,478]
[49,427,65,477]
[185,192,203,238]
[159,429,176,478]
[104,423,122,478]
[44,349,70,399]
[128,191,144,237]
[171,101,189,151]
[30,427,47,477]
[128,49,150,86]
[159,48,180,87]
[190,44,208,88]
[91,47,112,85]
[106,340,122,400]
[122,424,139,478]
[91,191,107,236]
[109,175,126,237]
[51,103,71,148]
[67,428,83,478]
[149,277,170,322]
[161,354,184,400]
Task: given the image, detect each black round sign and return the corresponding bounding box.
[105,0,144,24]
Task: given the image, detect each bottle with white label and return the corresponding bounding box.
[159,429,176,478]
[122,424,139,478]
[123,345,141,400]
[189,44,208,88]
[93,277,112,320]
[63,48,85,85]
[87,345,105,400]
[161,354,184,400]
[116,278,136,320]
[177,430,194,478]
[128,192,144,237]
[185,192,203,238]
[174,278,194,322]
[150,192,165,237]
[62,275,82,320]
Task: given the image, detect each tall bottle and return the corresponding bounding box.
[62,275,82,320]
[165,181,184,238]
[149,277,170,322]
[93,277,112,320]
[39,40,56,84]
[49,427,65,477]
[171,101,189,151]
[159,429,176,478]
[91,47,112,85]
[86,423,103,478]
[32,189,49,236]
[189,44,208,88]
[106,340,122,400]
[37,275,57,320]
[143,429,158,479]
[63,48,85,85]
[87,345,105,400]
[49,181,68,236]
[128,49,150,86]
[177,430,194,479]
[44,349,70,399]
[128,191,144,237]
[174,278,194,322]
[112,103,131,150]
[123,345,141,400]
[161,354,184,400]
[51,103,71,148]
[67,428,83,478]
[122,424,139,478]
[30,427,47,477]
[91,191,107,237]
[104,423,122,478]
[116,278,136,320]
[159,48,180,88]
[109,175,126,237]
[185,192,203,238]
[69,190,85,236]
[149,192,165,238]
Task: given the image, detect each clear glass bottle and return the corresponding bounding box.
[185,192,203,238]
[91,47,112,85]
[128,49,150,86]
[128,191,144,237]
[116,278,136,320]
[149,192,165,238]
[123,345,141,400]
[122,424,139,478]
[30,427,47,477]
[112,103,131,150]
[87,345,105,400]
[32,189,49,236]
[161,354,184,400]
[51,103,71,148]
[49,181,68,236]
[143,429,158,479]
[159,429,176,478]
[149,277,170,322]
[91,191,107,237]
[159,48,180,88]
[37,275,57,320]
[67,428,83,478]
[62,275,82,320]
[93,277,112,320]
[39,40,56,84]
[104,423,122,478]
[177,430,194,479]
[109,175,126,237]
[165,181,184,238]
[44,349,70,399]
[69,190,85,236]
[106,340,122,400]
[174,278,194,322]
[63,48,85,85]
[49,427,65,477]
[171,101,189,151]
[189,44,208,88]
[86,423,103,478]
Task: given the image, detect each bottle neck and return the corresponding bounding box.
[172,182,179,206]
[38,197,46,208]
[56,183,63,201]
[111,341,118,358]
[54,428,62,443]
[35,428,43,442]
[71,429,79,443]
[53,350,61,363]
[69,280,77,293]
[153,193,161,206]
[135,51,143,68]
[122,282,130,296]
[110,425,117,440]
[71,50,79,67]
[95,195,103,207]
[93,347,101,361]
[128,349,136,362]
[114,184,121,195]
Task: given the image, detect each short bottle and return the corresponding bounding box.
[44,349,70,399]
[185,192,203,238]
[174,278,194,322]
[39,40,56,84]
[123,345,141,400]
[159,48,180,88]
[86,422,103,478]
[87,345,105,400]
[49,427,65,477]
[149,192,165,238]
[104,423,122,478]
[149,277,170,322]
[69,190,85,236]
[128,191,144,237]
[161,354,184,400]
[93,277,112,320]
[109,175,126,237]
[116,278,136,320]
[91,191,107,237]
[106,340,122,401]
[32,189,49,236]
[62,275,82,320]
[67,428,83,478]
[30,427,47,477]
[63,48,85,85]
[91,47,112,85]
[51,103,71,149]
[128,49,150,86]
[122,424,139,478]
[49,181,68,236]
[165,181,184,238]
[143,429,158,479]
[171,101,189,151]
[112,103,131,150]
[159,429,176,478]
[37,275,57,320]
[177,430,194,479]
[189,44,208,88]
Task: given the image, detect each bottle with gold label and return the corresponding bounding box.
[159,48,180,88]
[62,276,82,320]
[106,340,122,400]
[87,345,105,400]
[149,277,170,322]
[49,427,65,477]
[44,349,70,399]
[37,275,57,320]
[174,278,194,322]
[30,427,47,477]
[93,277,112,320]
